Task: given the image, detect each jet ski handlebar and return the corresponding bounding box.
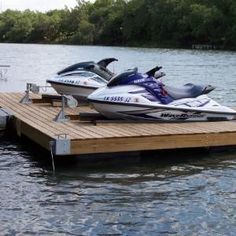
[146,66,162,77]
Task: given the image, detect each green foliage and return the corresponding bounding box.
[0,0,235,49]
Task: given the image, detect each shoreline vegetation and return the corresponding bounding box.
[0,0,235,50]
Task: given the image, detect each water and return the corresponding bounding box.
[0,43,236,235]
[1,43,236,104]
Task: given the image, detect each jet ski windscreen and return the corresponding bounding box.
[128,76,173,104]
[108,70,173,104]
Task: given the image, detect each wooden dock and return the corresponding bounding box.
[1,92,236,156]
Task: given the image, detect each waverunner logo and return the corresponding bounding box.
[160,112,204,119]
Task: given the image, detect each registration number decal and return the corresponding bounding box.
[104,96,131,103]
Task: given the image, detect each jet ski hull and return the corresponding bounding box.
[47,60,114,100]
[88,85,236,122]
[48,80,97,101]
[47,70,108,100]
[90,99,235,121]
[90,100,236,121]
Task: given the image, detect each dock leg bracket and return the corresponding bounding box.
[19,89,32,104]
[20,83,42,104]
[54,95,69,123]
[50,134,71,155]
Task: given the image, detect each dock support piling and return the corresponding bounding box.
[49,141,56,173]
[0,108,12,132]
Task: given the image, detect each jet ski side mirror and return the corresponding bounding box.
[154,71,166,79]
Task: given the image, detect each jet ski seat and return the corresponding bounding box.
[57,61,94,75]
[164,83,214,100]
[57,58,118,81]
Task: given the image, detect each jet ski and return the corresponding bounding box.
[88,68,236,122]
[47,58,118,100]
[47,59,215,101]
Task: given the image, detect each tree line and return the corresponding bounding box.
[0,0,236,49]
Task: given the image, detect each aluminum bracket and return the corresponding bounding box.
[50,134,71,155]
[19,91,32,104]
[54,95,70,123]
[19,83,41,104]
[0,108,13,131]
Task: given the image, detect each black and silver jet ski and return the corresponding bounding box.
[88,68,236,122]
[47,58,118,100]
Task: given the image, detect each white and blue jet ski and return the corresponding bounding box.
[88,68,236,122]
[47,58,118,100]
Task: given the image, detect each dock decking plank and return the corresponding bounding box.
[1,93,79,139]
[2,93,108,139]
[9,93,136,138]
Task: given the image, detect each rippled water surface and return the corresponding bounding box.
[0,44,236,235]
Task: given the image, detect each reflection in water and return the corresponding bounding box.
[0,44,236,235]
